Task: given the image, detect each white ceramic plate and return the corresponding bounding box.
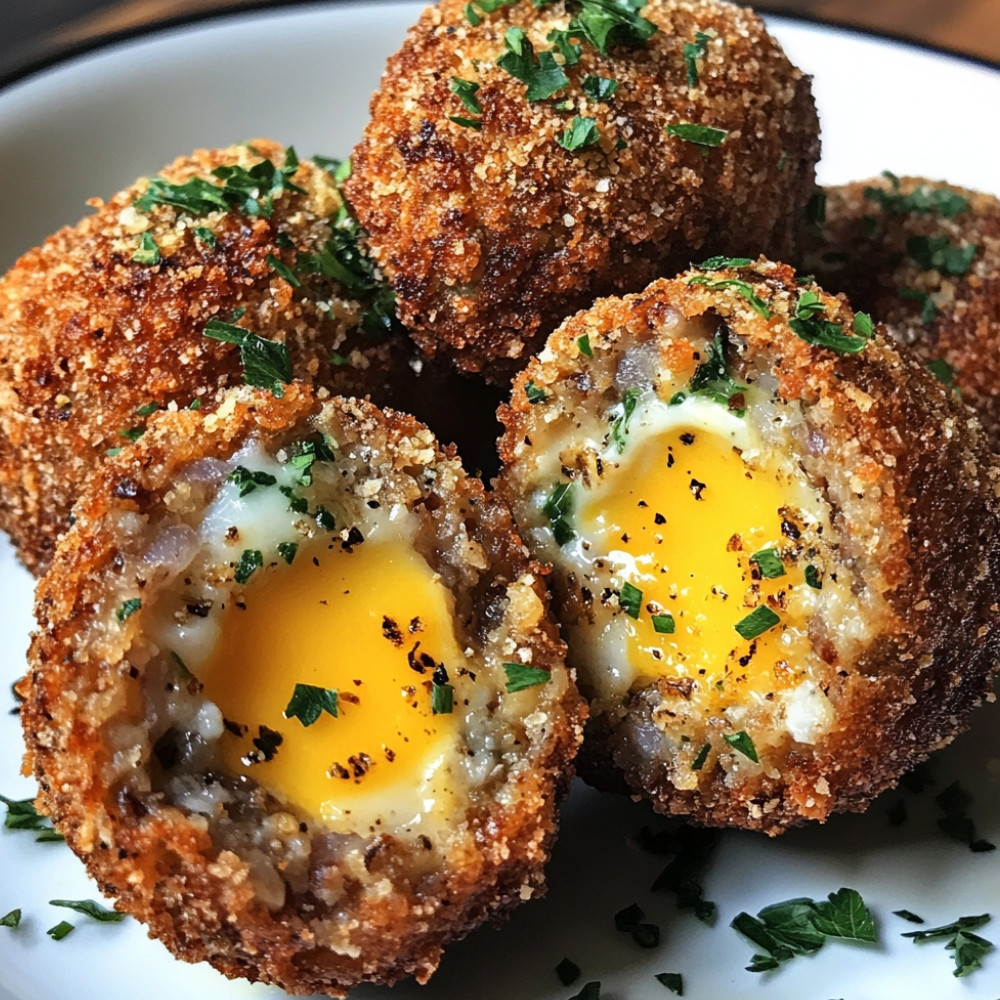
[1,5,999,999]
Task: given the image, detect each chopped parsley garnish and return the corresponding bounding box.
[280,485,309,515]
[665,123,728,147]
[690,743,710,771]
[618,582,643,619]
[567,0,658,56]
[655,972,684,995]
[787,298,873,354]
[582,74,618,102]
[732,888,876,972]
[116,598,142,623]
[934,781,996,852]
[683,29,714,88]
[734,605,779,640]
[558,115,602,151]
[135,150,305,220]
[286,435,336,487]
[503,662,551,692]
[648,825,719,925]
[542,482,575,546]
[698,255,753,271]
[47,920,74,941]
[131,232,161,265]
[804,188,826,226]
[687,330,747,413]
[431,681,455,715]
[134,402,161,418]
[906,234,979,276]
[314,506,337,531]
[900,287,941,324]
[449,114,484,130]
[750,548,785,579]
[556,958,581,986]
[804,564,823,589]
[464,0,517,26]
[277,542,298,564]
[227,465,278,497]
[722,730,758,762]
[525,379,549,403]
[895,909,925,923]
[234,549,263,585]
[203,318,292,397]
[614,902,660,948]
[864,172,970,218]
[266,253,301,287]
[902,913,993,977]
[50,898,127,923]
[285,683,339,726]
[610,387,641,452]
[652,613,675,634]
[498,27,569,101]
[0,909,21,929]
[569,983,601,1000]
[0,794,63,841]
[687,275,770,318]
[926,357,957,388]
[577,333,594,357]
[450,77,483,114]
[194,225,216,247]
[118,425,146,443]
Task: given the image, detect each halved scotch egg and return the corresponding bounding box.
[21,385,583,995]
[496,259,1000,833]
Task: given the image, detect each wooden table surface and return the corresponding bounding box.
[28,0,1000,67]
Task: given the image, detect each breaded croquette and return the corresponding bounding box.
[802,173,1000,450]
[345,0,820,376]
[21,385,584,995]
[496,258,1000,834]
[0,140,414,575]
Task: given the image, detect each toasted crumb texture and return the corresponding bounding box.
[21,385,584,995]
[345,0,820,376]
[496,259,1000,834]
[802,175,1000,450]
[0,140,422,576]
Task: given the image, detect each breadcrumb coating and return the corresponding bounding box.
[0,140,417,575]
[496,259,1000,833]
[21,385,584,995]
[345,0,820,376]
[802,174,1000,451]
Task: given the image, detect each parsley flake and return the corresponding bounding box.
[734,605,779,640]
[788,302,872,354]
[722,730,758,763]
[577,333,594,357]
[116,598,142,623]
[610,387,641,452]
[203,319,292,396]
[683,29,714,88]
[582,74,618,102]
[50,898,127,923]
[47,920,74,941]
[687,330,747,413]
[652,613,675,634]
[285,683,339,726]
[900,286,941,324]
[277,542,298,564]
[503,663,551,693]
[902,914,993,977]
[449,115,483,130]
[234,549,263,585]
[556,958,581,986]
[0,794,63,841]
[655,972,684,995]
[431,682,455,715]
[558,115,601,151]
[131,232,161,265]
[698,255,753,271]
[619,582,643,619]
[907,234,979,276]
[498,27,569,101]
[687,275,770,318]
[649,825,719,925]
[227,465,278,497]
[542,482,575,546]
[665,123,728,147]
[691,743,710,771]
[569,983,601,1000]
[525,379,549,403]
[567,0,657,56]
[450,77,483,114]
[0,909,21,929]
[865,173,970,218]
[804,564,823,589]
[750,548,785,579]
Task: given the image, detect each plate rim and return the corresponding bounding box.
[1,0,998,95]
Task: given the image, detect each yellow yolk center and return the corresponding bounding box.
[196,537,462,823]
[579,421,815,707]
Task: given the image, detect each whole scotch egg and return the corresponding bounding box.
[20,385,583,995]
[496,258,1000,833]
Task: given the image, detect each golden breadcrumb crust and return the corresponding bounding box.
[345,0,819,376]
[801,175,1000,451]
[0,140,422,576]
[496,260,1000,833]
[21,385,584,995]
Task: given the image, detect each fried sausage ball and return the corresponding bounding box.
[0,139,424,576]
[20,384,584,995]
[495,258,1000,834]
[345,0,820,376]
[801,174,1000,450]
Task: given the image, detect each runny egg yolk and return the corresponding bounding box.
[196,537,463,824]
[578,417,816,708]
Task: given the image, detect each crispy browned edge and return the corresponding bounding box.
[21,384,585,995]
[0,139,431,577]
[802,175,1000,451]
[345,0,820,376]
[496,260,1000,833]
